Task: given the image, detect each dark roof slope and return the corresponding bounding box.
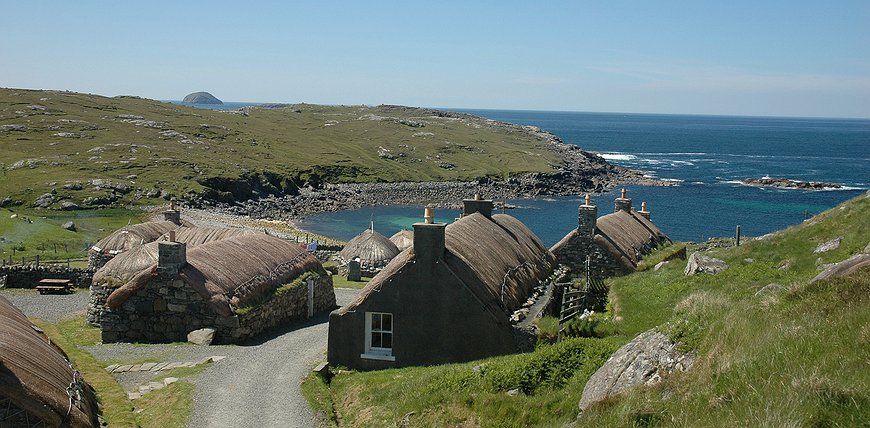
[595,210,670,268]
[90,220,179,255]
[106,234,325,316]
[0,296,97,427]
[339,229,400,268]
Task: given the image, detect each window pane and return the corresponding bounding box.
[382,333,392,349]
[372,314,381,330]
[382,314,392,331]
[372,332,381,348]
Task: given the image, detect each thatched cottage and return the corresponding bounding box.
[338,227,401,277]
[328,197,555,370]
[88,207,183,269]
[100,233,336,344]
[389,229,414,251]
[551,189,670,278]
[87,227,257,326]
[0,296,98,427]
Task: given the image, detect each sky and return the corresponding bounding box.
[2,1,869,118]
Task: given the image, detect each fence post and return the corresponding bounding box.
[736,225,741,246]
[35,255,39,268]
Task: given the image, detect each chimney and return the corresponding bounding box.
[157,234,186,280]
[413,207,446,267]
[578,193,597,237]
[638,201,651,220]
[462,193,493,218]
[614,188,632,213]
[163,199,181,225]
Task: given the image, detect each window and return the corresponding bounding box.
[361,312,394,361]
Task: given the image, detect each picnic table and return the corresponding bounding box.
[36,278,73,294]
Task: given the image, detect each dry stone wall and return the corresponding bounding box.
[553,234,626,278]
[0,265,93,288]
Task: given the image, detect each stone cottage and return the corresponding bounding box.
[328,197,555,370]
[0,296,98,427]
[551,189,670,278]
[87,227,257,326]
[338,227,401,277]
[100,233,336,344]
[88,207,184,269]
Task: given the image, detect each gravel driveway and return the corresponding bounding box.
[0,288,89,322]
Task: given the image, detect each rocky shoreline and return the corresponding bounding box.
[740,177,842,191]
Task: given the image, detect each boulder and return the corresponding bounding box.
[63,182,83,191]
[684,252,728,275]
[34,193,54,208]
[754,283,785,298]
[579,330,694,411]
[814,237,843,253]
[653,261,669,271]
[187,328,216,346]
[61,201,80,211]
[812,254,870,283]
[62,221,76,231]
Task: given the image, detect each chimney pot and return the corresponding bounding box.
[424,206,434,224]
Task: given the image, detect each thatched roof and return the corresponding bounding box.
[0,296,97,427]
[390,229,414,251]
[339,213,554,318]
[90,220,179,255]
[106,234,326,317]
[93,227,260,288]
[338,228,400,268]
[595,210,670,268]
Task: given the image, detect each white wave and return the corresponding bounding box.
[660,178,684,182]
[596,152,637,161]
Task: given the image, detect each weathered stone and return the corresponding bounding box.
[754,283,785,298]
[812,254,870,283]
[34,193,54,208]
[814,236,843,253]
[61,201,80,211]
[167,303,186,312]
[187,327,216,345]
[579,330,695,411]
[653,261,669,271]
[684,252,728,275]
[163,377,179,386]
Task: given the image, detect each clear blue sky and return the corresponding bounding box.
[2,1,868,118]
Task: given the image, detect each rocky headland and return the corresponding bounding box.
[740,177,842,190]
[182,91,222,104]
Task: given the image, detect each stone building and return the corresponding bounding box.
[328,197,555,370]
[88,207,184,269]
[87,227,257,326]
[100,233,336,344]
[0,296,98,427]
[338,227,400,277]
[551,189,670,278]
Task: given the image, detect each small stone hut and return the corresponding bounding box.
[328,197,555,370]
[338,227,400,276]
[0,296,98,427]
[88,208,183,269]
[100,233,336,344]
[87,227,257,326]
[389,229,414,252]
[551,190,670,278]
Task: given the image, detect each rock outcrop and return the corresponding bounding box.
[579,330,695,411]
[740,177,841,190]
[812,254,870,283]
[814,236,843,253]
[684,252,728,275]
[182,92,223,104]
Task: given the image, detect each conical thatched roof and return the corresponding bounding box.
[594,210,669,268]
[339,228,400,269]
[0,296,97,427]
[389,229,414,252]
[90,220,179,255]
[107,234,326,316]
[93,227,260,288]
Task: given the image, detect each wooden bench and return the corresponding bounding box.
[36,279,73,295]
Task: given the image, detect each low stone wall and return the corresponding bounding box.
[87,284,115,326]
[553,234,626,278]
[0,265,93,289]
[88,252,112,270]
[101,274,336,344]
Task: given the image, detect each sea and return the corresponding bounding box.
[171,102,870,245]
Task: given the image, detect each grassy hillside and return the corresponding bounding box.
[0,88,563,207]
[307,192,870,427]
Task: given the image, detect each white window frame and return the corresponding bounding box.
[361,311,395,361]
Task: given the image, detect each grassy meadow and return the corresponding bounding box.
[305,192,870,427]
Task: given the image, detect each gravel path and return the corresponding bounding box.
[187,287,359,428]
[0,288,89,322]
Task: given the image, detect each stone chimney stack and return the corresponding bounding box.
[158,231,186,280]
[462,193,493,218]
[413,207,446,267]
[578,194,598,237]
[614,188,633,213]
[638,201,651,220]
[163,199,181,225]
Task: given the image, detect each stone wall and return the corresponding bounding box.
[0,265,93,289]
[101,274,336,344]
[87,283,115,326]
[553,234,626,279]
[88,252,112,270]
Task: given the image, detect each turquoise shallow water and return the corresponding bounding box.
[171,102,869,244]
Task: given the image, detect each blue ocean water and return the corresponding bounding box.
[172,101,869,244]
[298,111,868,244]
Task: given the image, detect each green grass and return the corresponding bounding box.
[310,192,870,427]
[1,88,562,207]
[330,274,372,289]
